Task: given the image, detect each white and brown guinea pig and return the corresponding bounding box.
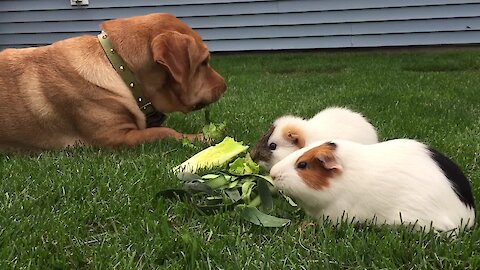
[269,139,476,232]
[250,107,378,171]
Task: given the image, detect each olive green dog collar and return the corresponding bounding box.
[97,32,166,127]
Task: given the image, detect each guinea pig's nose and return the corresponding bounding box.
[269,166,279,181]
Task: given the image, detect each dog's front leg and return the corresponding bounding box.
[90,127,204,147]
[124,127,203,146]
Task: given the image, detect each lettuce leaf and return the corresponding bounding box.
[228,153,260,175]
[202,122,226,143]
[174,137,248,174]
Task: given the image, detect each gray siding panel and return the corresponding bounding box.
[206,31,480,51]
[1,0,480,51]
[2,3,480,23]
[2,18,479,44]
[1,0,478,12]
[0,0,272,12]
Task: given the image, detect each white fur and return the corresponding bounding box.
[270,139,476,232]
[308,107,378,145]
[264,107,378,170]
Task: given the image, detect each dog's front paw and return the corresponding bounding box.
[183,133,207,142]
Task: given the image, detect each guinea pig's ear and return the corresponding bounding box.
[315,152,342,171]
[286,130,306,148]
[151,31,194,91]
[295,144,341,190]
[313,144,342,172]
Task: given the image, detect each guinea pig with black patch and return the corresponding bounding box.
[269,139,476,232]
[250,107,378,171]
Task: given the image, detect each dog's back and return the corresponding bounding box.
[0,40,94,151]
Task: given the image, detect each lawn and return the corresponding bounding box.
[1,48,480,269]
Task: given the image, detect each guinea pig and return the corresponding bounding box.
[250,107,378,171]
[269,139,476,232]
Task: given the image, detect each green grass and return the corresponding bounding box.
[1,48,480,269]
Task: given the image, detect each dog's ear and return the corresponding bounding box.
[151,31,195,91]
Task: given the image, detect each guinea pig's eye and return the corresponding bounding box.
[269,142,277,150]
[297,161,307,169]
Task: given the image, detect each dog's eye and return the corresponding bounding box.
[201,58,209,66]
[269,142,277,150]
[297,161,307,169]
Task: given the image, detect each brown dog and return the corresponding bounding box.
[0,13,226,152]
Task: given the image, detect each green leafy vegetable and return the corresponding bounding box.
[181,137,196,149]
[163,137,298,227]
[257,178,273,210]
[224,189,242,203]
[241,180,256,204]
[228,153,260,175]
[202,122,227,143]
[205,175,229,189]
[239,206,291,227]
[177,172,201,182]
[174,137,248,174]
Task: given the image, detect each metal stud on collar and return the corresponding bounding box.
[98,31,166,125]
[141,102,152,111]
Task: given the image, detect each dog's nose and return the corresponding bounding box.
[215,84,226,98]
[221,81,227,92]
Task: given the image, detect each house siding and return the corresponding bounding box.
[1,0,479,51]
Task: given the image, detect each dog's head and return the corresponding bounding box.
[101,13,226,113]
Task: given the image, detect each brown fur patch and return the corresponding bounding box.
[295,143,339,190]
[281,124,305,148]
[250,125,275,162]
